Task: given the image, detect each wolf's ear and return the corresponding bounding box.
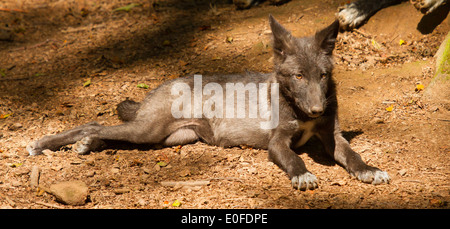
[269,15,294,58]
[315,20,340,55]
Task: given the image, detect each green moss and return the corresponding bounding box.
[437,33,450,77]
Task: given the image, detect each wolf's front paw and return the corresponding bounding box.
[291,172,318,191]
[355,168,390,185]
[338,4,368,30]
[411,0,445,14]
[27,141,43,156]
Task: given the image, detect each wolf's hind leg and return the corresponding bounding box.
[28,121,161,155]
[27,122,102,155]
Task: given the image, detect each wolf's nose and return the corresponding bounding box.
[310,106,324,116]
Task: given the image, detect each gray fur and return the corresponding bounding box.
[27,16,390,190]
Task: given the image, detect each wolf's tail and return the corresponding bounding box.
[116,99,141,121]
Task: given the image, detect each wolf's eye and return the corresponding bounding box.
[320,73,327,79]
[295,73,303,80]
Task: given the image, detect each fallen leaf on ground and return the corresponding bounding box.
[113,3,140,12]
[157,161,167,167]
[167,74,179,79]
[371,39,381,49]
[172,200,181,207]
[163,200,170,208]
[137,83,149,89]
[386,105,394,112]
[179,60,189,66]
[83,79,91,87]
[226,36,233,43]
[174,145,182,153]
[0,113,12,119]
[129,159,143,167]
[9,162,23,168]
[429,198,444,207]
[415,84,424,91]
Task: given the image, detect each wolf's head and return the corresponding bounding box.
[269,15,339,118]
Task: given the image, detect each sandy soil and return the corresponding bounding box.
[0,0,449,209]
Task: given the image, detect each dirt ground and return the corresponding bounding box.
[0,0,449,209]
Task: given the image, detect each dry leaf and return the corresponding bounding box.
[371,39,381,50]
[167,74,179,79]
[129,159,143,167]
[137,83,149,89]
[157,161,167,167]
[174,145,182,153]
[226,36,233,43]
[172,200,181,207]
[0,113,12,119]
[113,3,141,12]
[163,200,170,208]
[9,162,23,168]
[386,105,394,112]
[415,84,424,91]
[83,79,91,87]
[179,60,189,66]
[429,198,444,207]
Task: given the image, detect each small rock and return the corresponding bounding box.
[364,188,375,196]
[331,180,347,186]
[51,165,63,171]
[248,167,258,174]
[111,168,120,174]
[71,159,83,165]
[139,174,152,185]
[398,169,407,176]
[29,166,40,188]
[11,180,21,187]
[85,170,95,177]
[49,180,88,206]
[14,167,30,176]
[179,168,191,177]
[8,123,23,131]
[85,159,95,166]
[258,193,269,199]
[98,177,111,187]
[137,198,147,206]
[143,167,152,174]
[113,188,131,194]
[372,117,384,124]
[42,149,55,155]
